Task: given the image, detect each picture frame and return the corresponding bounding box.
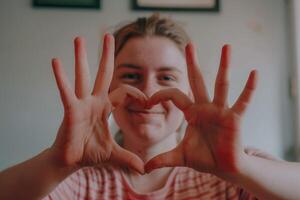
[132,0,220,12]
[33,0,101,9]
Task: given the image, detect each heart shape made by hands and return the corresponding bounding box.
[109,85,194,174]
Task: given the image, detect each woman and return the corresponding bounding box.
[1,14,300,200]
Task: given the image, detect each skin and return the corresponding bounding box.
[2,33,300,200]
[109,35,257,192]
[110,36,193,192]
[144,42,257,174]
[110,36,191,161]
[109,35,257,175]
[50,34,145,173]
[0,34,148,199]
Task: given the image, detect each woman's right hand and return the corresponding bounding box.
[50,34,145,173]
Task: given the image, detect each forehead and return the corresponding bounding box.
[115,36,186,72]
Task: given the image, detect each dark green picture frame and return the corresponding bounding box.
[33,0,101,9]
[132,0,220,12]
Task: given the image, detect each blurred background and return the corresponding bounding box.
[0,0,299,171]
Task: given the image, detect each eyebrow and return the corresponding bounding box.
[117,63,183,73]
[117,63,142,70]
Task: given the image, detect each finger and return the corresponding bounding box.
[232,70,258,115]
[213,45,230,107]
[92,34,115,96]
[185,43,209,104]
[109,84,147,109]
[144,147,184,173]
[74,37,91,98]
[102,102,112,122]
[184,105,219,126]
[147,88,193,113]
[111,143,145,174]
[52,58,76,109]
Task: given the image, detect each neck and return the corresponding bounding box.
[121,132,178,193]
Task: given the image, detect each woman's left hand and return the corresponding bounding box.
[145,44,257,175]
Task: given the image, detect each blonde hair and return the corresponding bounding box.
[113,13,190,56]
[112,13,190,144]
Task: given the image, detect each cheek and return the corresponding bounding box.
[163,102,185,131]
[112,107,128,130]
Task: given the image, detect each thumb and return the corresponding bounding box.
[110,143,145,174]
[144,146,184,173]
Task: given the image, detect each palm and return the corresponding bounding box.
[54,96,112,166]
[182,104,241,173]
[145,44,257,175]
[50,35,144,173]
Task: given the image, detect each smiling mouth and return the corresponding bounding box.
[127,108,164,114]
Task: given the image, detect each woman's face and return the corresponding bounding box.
[110,36,191,145]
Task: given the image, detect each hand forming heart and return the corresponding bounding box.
[50,34,257,177]
[50,34,147,174]
[144,43,257,175]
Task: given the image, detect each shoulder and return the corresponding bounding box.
[44,165,124,200]
[171,167,242,199]
[174,166,223,184]
[56,165,118,190]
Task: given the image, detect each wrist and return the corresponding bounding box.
[216,151,251,182]
[45,147,80,175]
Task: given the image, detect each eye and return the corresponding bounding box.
[158,75,176,82]
[120,73,142,83]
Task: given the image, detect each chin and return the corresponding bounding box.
[112,110,179,145]
[133,123,164,141]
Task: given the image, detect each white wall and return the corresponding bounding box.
[0,0,294,170]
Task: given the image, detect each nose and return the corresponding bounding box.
[140,76,159,98]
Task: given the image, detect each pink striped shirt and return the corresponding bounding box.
[44,166,256,200]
